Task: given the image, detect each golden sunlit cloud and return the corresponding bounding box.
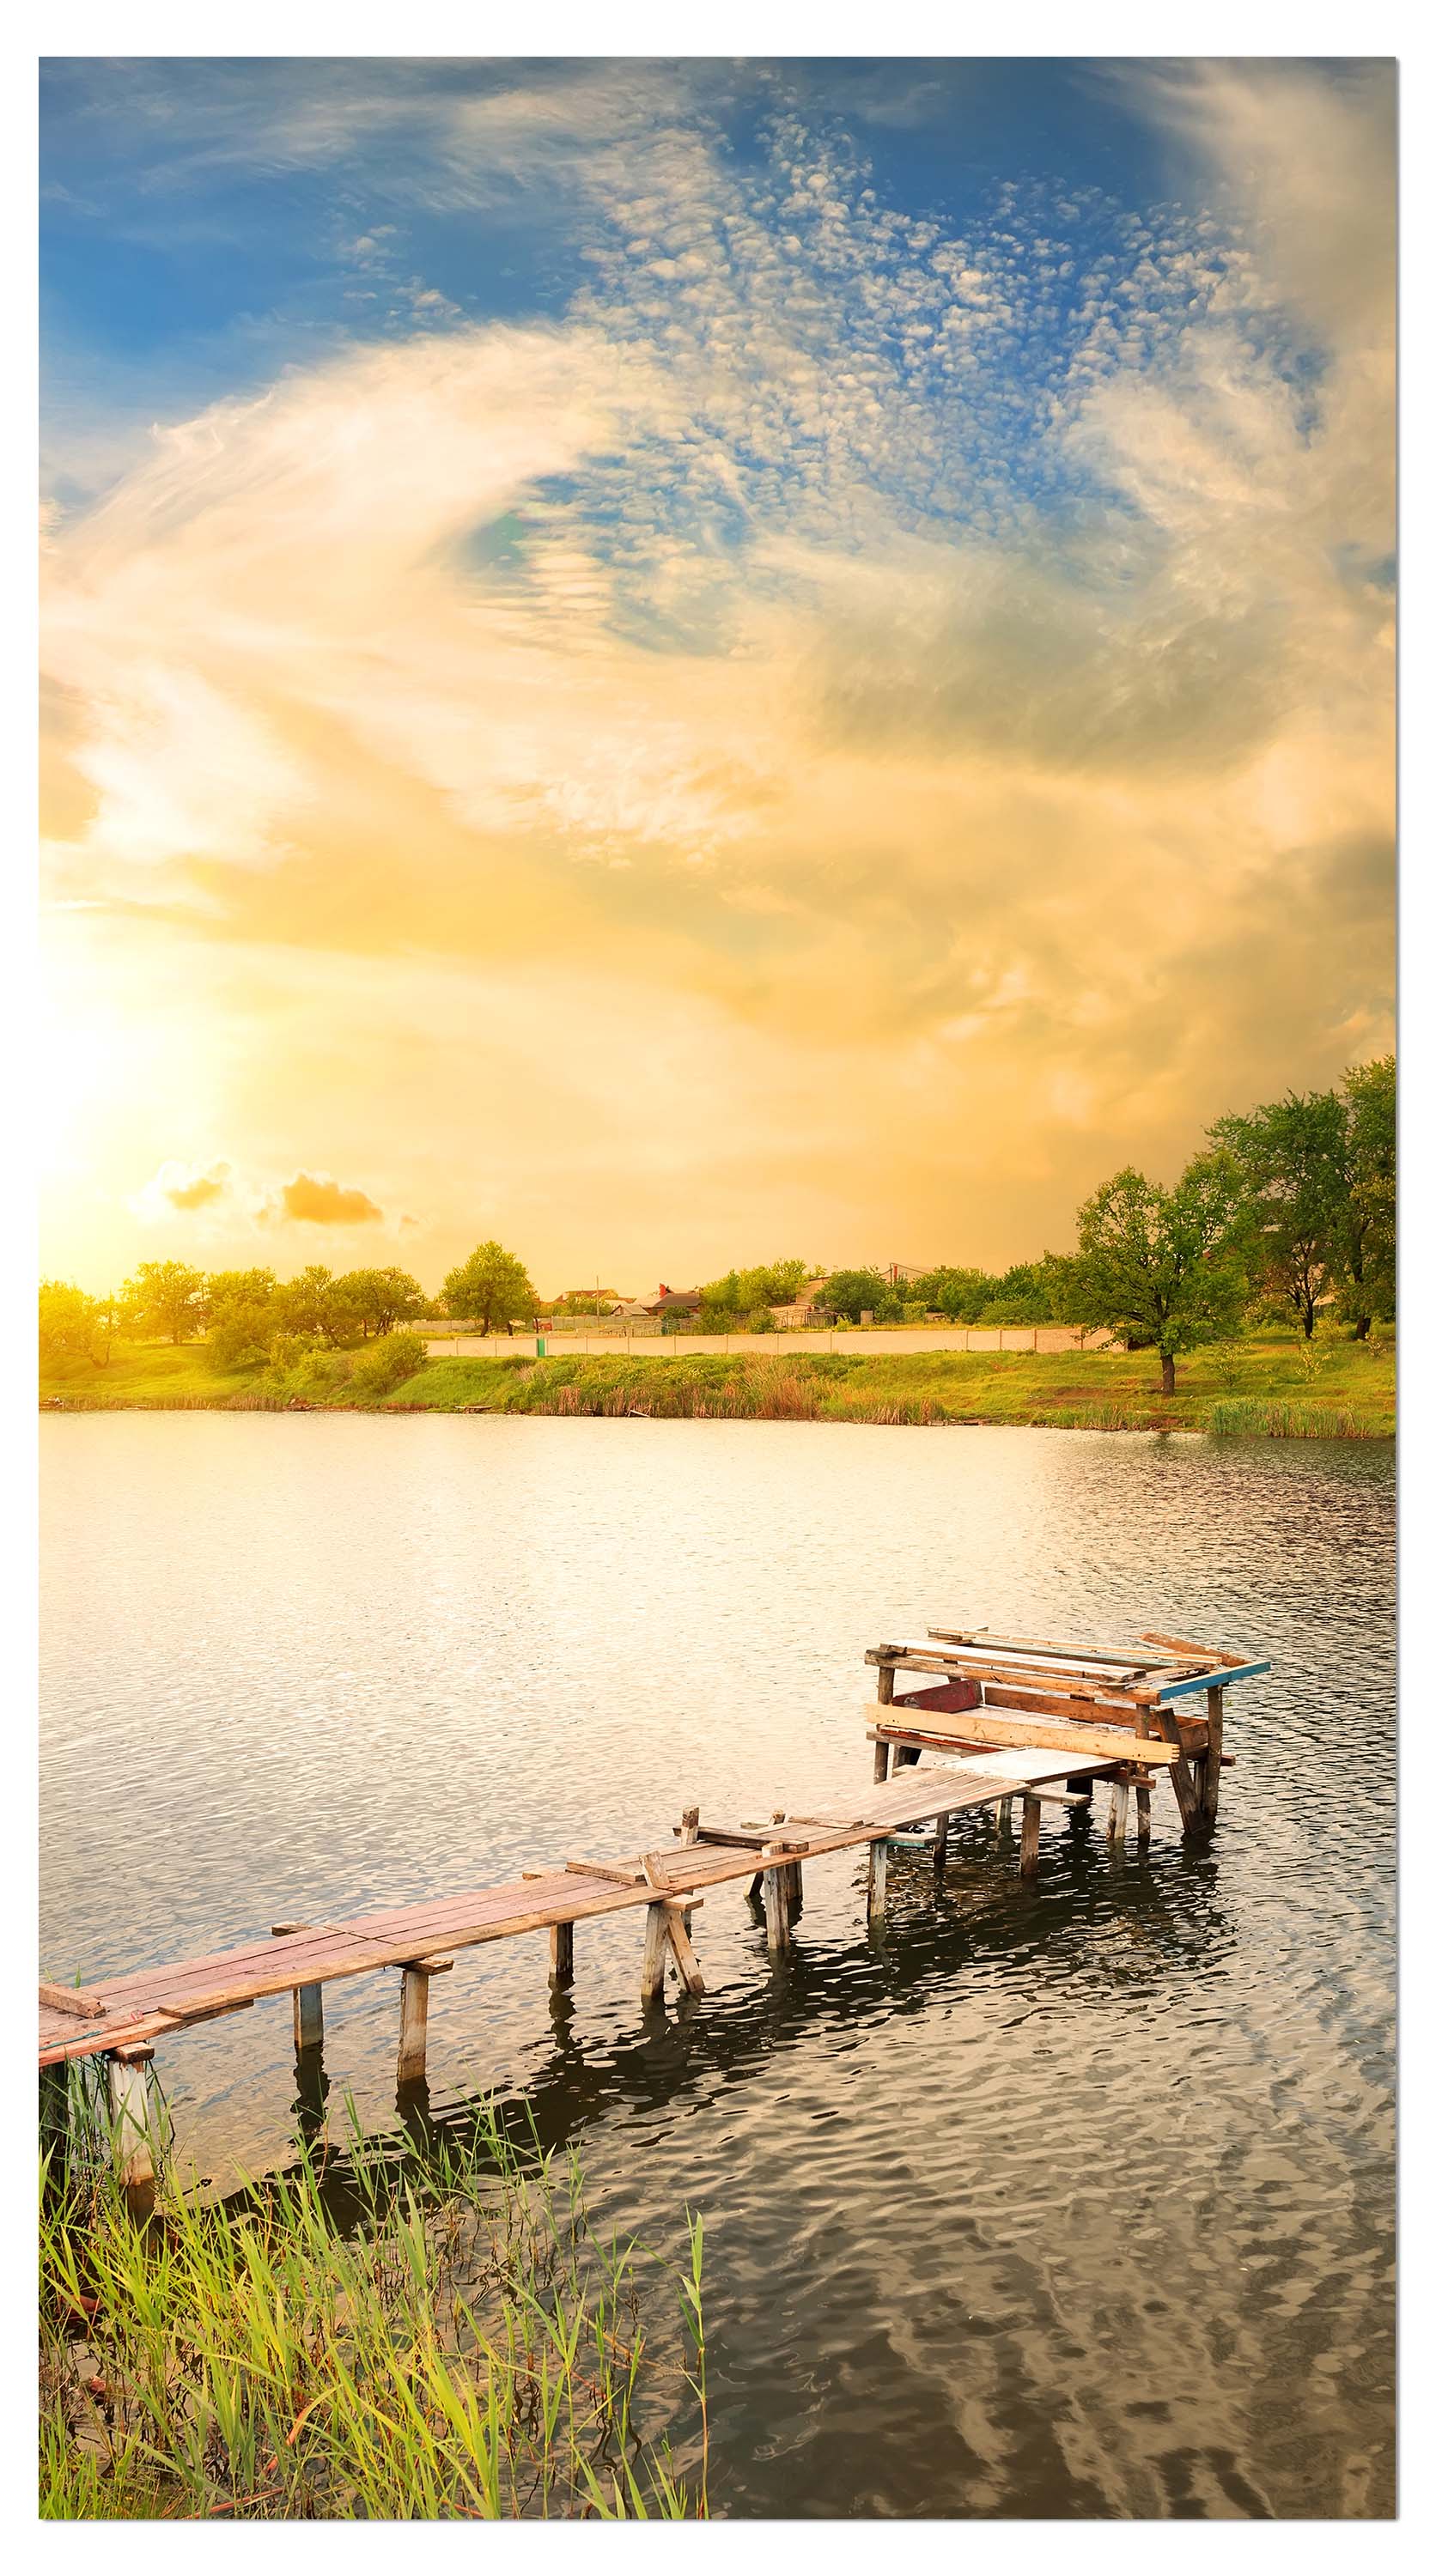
[40,59,1394,1294]
[272,1172,385,1227]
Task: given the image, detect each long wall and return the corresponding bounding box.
[424,1326,1118,1359]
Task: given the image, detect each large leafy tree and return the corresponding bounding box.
[442,1241,537,1334]
[1209,1089,1348,1338]
[205,1267,278,1319]
[203,1267,278,1369]
[910,1265,995,1322]
[274,1266,358,1348]
[39,1280,117,1368]
[1337,1054,1395,1337]
[333,1267,429,1340]
[121,1260,207,1345]
[1068,1152,1250,1394]
[822,1267,893,1324]
[697,1260,808,1325]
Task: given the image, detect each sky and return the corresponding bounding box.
[40,55,1396,1297]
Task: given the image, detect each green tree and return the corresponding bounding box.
[1068,1152,1250,1394]
[442,1241,537,1335]
[205,1267,278,1320]
[274,1266,359,1348]
[333,1267,428,1340]
[697,1260,808,1317]
[1209,1090,1347,1338]
[121,1260,207,1345]
[822,1267,891,1324]
[910,1266,998,1323]
[1337,1054,1396,1338]
[977,1261,1056,1325]
[39,1280,116,1368]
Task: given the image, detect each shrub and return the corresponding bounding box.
[206,1305,274,1370]
[350,1329,428,1398]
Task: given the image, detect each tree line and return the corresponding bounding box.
[39,1059,1393,1394]
[686,1059,1395,1385]
[38,1241,543,1370]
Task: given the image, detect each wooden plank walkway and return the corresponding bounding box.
[38,1746,1108,2071]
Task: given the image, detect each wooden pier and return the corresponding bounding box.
[39,1623,1267,2202]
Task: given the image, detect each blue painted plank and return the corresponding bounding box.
[1157,1659,1270,1700]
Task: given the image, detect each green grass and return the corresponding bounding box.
[40,2093,708,2522]
[40,1327,1394,1436]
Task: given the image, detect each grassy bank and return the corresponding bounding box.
[40,2098,707,2521]
[41,1330,1395,1436]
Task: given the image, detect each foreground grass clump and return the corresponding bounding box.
[40,2104,708,2521]
[40,1327,1394,1436]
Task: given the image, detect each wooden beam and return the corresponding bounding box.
[662,1907,705,1996]
[1135,1660,1270,1702]
[867,1705,1179,1765]
[1108,1780,1129,1846]
[925,1627,1177,1668]
[564,1858,646,1886]
[1019,1795,1041,1877]
[549,1921,574,1987]
[1138,1630,1248,1667]
[39,1982,108,2020]
[1155,1703,1203,1836]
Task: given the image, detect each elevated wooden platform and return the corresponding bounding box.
[38,1747,1103,2072]
[40,1618,1269,2206]
[867,1625,1268,1839]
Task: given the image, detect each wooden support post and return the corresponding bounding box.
[549,1921,575,1987]
[873,1664,894,1780]
[762,1857,792,1952]
[1155,1704,1203,1838]
[995,1794,1013,1836]
[294,1984,324,2055]
[642,1903,671,2005]
[107,2047,158,2210]
[1203,1688,1224,1824]
[933,1808,950,1871]
[893,1744,922,1770]
[867,1837,888,1919]
[398,1966,431,2087]
[1019,1795,1041,1878]
[1135,1782,1153,1844]
[273,1925,325,2057]
[1108,1778,1129,1846]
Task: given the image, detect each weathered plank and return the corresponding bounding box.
[867,1706,1180,1765]
[39,1982,108,2020]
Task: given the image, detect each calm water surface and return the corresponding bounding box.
[41,1415,1395,2518]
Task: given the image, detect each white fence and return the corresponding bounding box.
[425,1326,1117,1359]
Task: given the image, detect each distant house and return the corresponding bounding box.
[771,1275,834,1328]
[609,1284,703,1322]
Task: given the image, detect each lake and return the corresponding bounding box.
[40,1413,1395,2518]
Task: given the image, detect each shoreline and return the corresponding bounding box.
[40,1341,1394,1439]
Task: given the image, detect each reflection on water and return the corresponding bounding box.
[41,1416,1394,2518]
